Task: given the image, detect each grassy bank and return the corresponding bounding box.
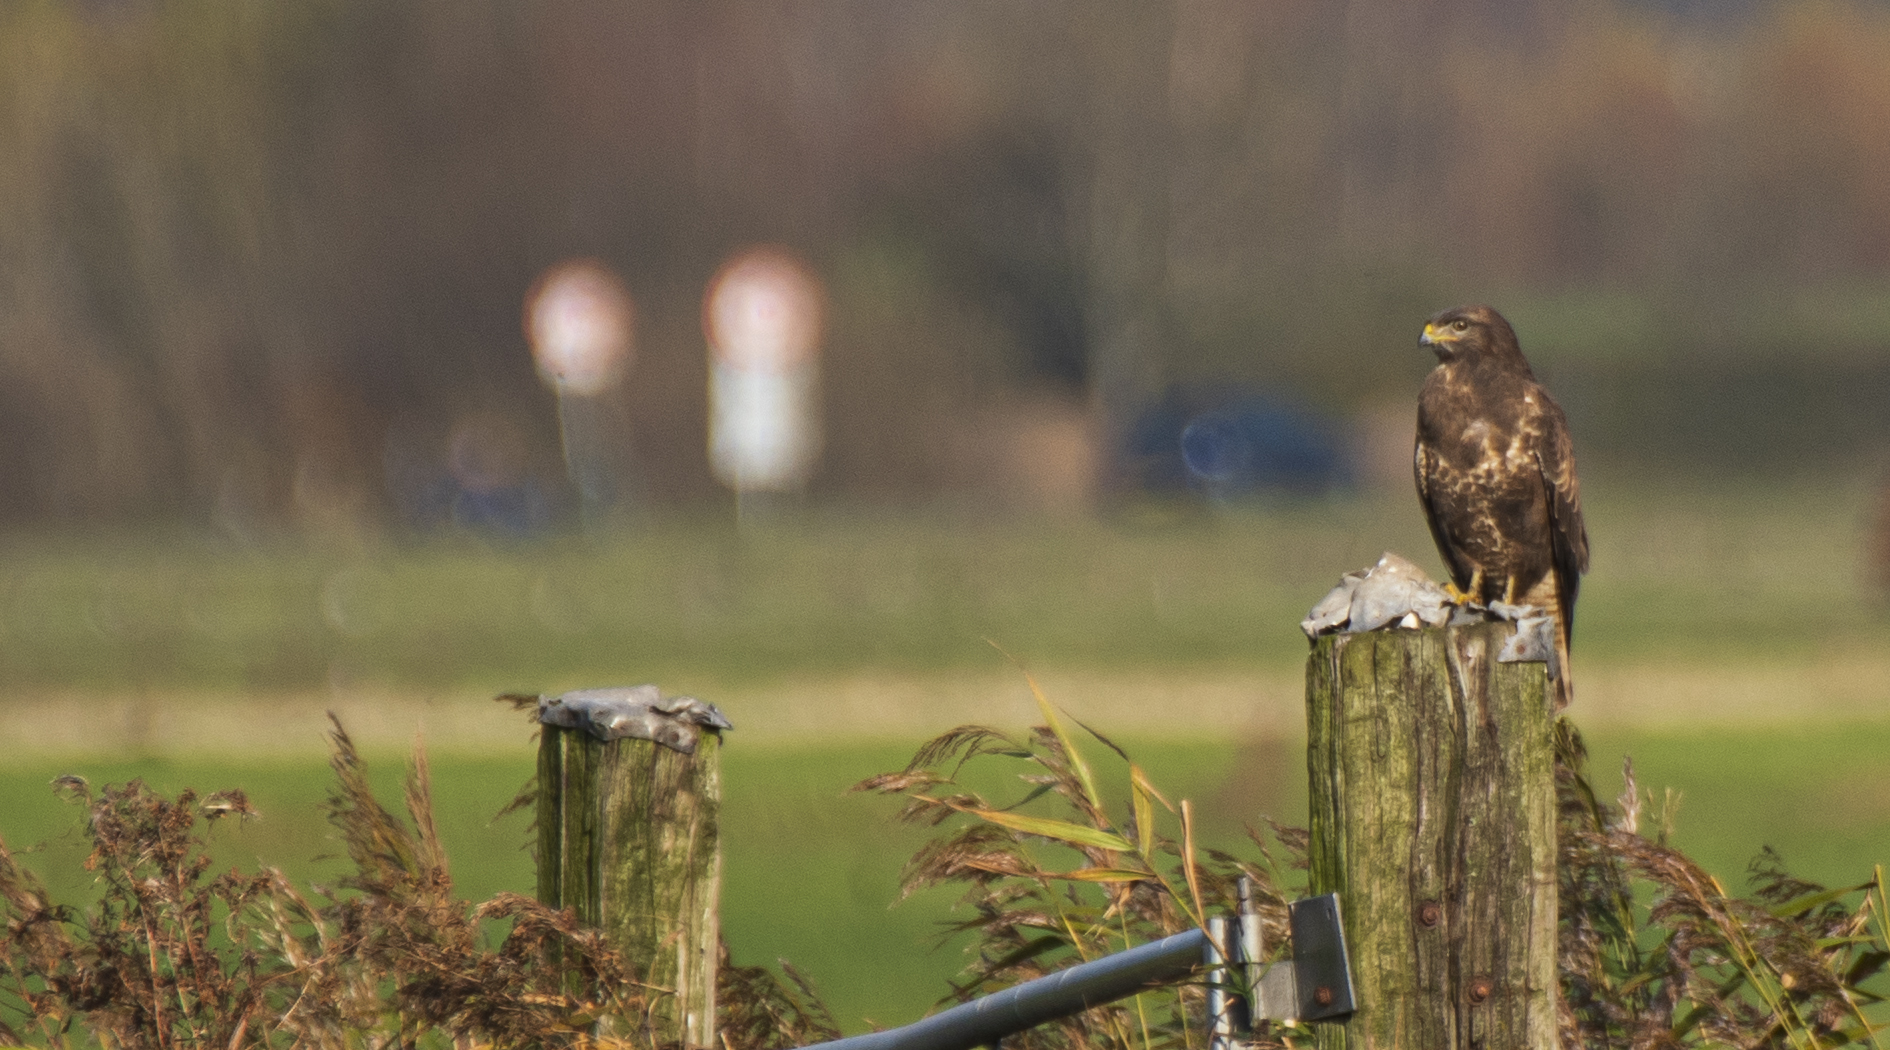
[0,475,1884,699]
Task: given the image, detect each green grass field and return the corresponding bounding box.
[0,474,1886,696]
[0,477,1887,1031]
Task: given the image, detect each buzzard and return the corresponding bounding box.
[1415,305,1589,708]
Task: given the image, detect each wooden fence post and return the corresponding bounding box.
[1305,622,1559,1049]
[537,723,723,1048]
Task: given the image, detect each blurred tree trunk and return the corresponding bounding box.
[1082,3,1176,498]
[1333,0,1445,262]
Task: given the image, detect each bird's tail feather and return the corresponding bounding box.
[1551,616,1574,710]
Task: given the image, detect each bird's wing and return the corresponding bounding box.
[1533,400,1589,640]
[1414,438,1474,590]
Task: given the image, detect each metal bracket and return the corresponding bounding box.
[1259,892,1356,1021]
[1206,880,1356,1045]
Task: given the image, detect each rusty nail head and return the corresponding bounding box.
[1418,901,1442,928]
[1314,986,1334,1007]
[1468,977,1494,1004]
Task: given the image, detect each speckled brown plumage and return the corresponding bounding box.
[1415,304,1589,708]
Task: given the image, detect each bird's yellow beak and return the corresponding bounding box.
[1420,322,1457,346]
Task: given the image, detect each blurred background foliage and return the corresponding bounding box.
[6,0,1890,531]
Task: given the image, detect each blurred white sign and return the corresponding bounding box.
[709,360,821,492]
[704,247,824,493]
[525,260,634,396]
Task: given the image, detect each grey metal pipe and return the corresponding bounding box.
[797,928,1208,1050]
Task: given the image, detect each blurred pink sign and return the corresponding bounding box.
[525,260,634,395]
[704,247,823,372]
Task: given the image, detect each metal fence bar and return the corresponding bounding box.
[796,928,1208,1050]
[1204,916,1235,1050]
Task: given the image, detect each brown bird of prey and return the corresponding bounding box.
[1415,305,1589,708]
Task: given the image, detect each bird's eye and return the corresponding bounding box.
[1451,319,1469,331]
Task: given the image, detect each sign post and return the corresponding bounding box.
[525,260,636,526]
[703,247,824,521]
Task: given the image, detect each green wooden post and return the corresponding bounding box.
[1305,622,1559,1049]
[538,723,723,1048]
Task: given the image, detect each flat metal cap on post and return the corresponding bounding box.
[537,684,733,754]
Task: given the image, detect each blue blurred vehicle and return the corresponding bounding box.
[1126,386,1352,498]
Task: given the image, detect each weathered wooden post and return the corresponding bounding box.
[535,687,730,1049]
[1305,622,1559,1049]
